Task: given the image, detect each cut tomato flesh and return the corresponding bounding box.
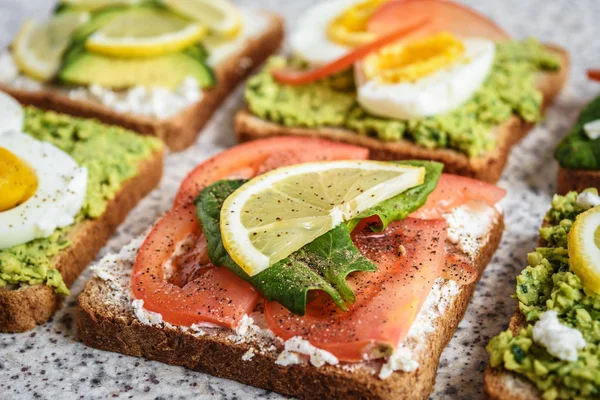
[174,137,369,207]
[272,17,430,86]
[410,174,506,220]
[134,137,370,328]
[368,0,509,42]
[265,218,447,361]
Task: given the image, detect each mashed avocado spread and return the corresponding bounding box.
[245,39,560,158]
[0,107,162,295]
[555,95,600,170]
[487,189,600,400]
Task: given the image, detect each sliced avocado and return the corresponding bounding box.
[58,49,216,89]
[182,43,209,63]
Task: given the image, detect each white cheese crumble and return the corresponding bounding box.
[532,311,586,362]
[583,119,600,140]
[576,191,600,209]
[131,299,164,326]
[275,336,339,368]
[379,345,418,379]
[444,200,497,258]
[241,348,256,361]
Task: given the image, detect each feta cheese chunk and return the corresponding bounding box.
[583,119,600,140]
[532,311,585,362]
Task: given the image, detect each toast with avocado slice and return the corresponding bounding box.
[236,44,568,184]
[485,189,600,399]
[555,96,600,193]
[0,106,164,333]
[0,2,283,151]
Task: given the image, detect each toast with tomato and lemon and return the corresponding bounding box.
[235,0,569,183]
[78,136,505,399]
[0,0,283,151]
[485,189,600,400]
[555,83,600,194]
[0,92,163,333]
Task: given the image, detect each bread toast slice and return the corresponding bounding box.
[77,213,504,400]
[557,167,600,194]
[0,142,163,334]
[0,12,284,151]
[235,46,569,183]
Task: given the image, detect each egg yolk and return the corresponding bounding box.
[327,0,390,47]
[0,147,38,212]
[363,32,466,83]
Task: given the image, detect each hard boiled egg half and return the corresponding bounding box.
[355,33,495,119]
[0,96,88,249]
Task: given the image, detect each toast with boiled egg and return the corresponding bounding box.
[0,93,163,333]
[235,0,569,183]
[555,94,600,194]
[77,136,506,399]
[485,189,600,400]
[0,0,283,151]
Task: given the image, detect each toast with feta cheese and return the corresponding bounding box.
[235,45,568,183]
[0,110,164,333]
[0,12,283,151]
[77,207,503,400]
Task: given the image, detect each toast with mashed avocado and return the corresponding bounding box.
[0,99,163,333]
[0,0,283,151]
[555,96,600,193]
[485,189,600,399]
[235,0,568,183]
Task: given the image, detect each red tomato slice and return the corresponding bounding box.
[134,137,370,328]
[174,137,369,207]
[588,69,600,81]
[368,0,509,42]
[131,205,261,328]
[264,218,447,361]
[410,174,506,220]
[271,17,430,86]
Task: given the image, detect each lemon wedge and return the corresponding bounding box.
[568,205,600,294]
[85,8,207,58]
[163,0,243,39]
[13,12,90,81]
[220,161,425,276]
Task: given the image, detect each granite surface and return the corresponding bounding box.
[0,0,599,399]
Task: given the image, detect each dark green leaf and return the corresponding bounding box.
[195,179,377,316]
[347,160,443,232]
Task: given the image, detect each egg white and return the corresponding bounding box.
[356,38,496,120]
[0,91,24,133]
[0,132,88,249]
[290,0,365,66]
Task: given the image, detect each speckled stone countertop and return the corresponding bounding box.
[1,0,599,399]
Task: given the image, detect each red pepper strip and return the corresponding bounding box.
[588,69,600,81]
[271,17,431,86]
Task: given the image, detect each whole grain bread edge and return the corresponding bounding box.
[0,149,164,333]
[77,215,504,400]
[235,46,569,183]
[0,13,284,151]
[557,167,600,194]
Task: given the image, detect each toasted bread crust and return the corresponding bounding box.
[235,46,569,183]
[0,149,163,333]
[77,215,504,400]
[556,167,600,194]
[0,13,284,151]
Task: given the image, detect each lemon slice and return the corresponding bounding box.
[163,0,243,39]
[13,12,90,81]
[220,161,425,276]
[85,8,207,58]
[57,0,140,12]
[568,205,600,293]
